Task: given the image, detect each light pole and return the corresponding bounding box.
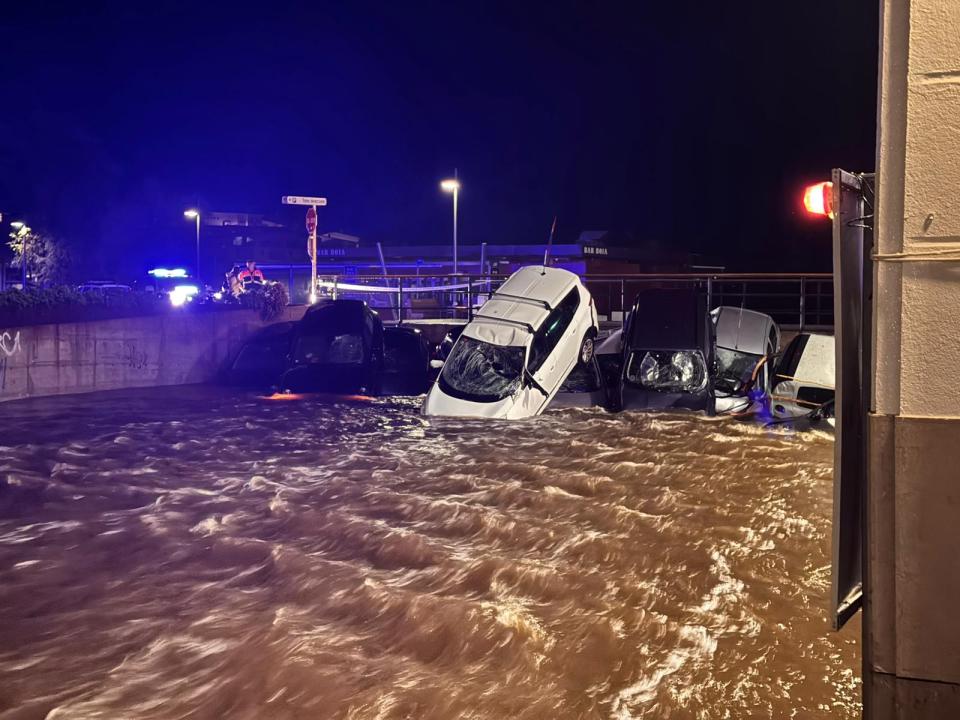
[440,174,460,274]
[10,221,29,289]
[184,209,201,286]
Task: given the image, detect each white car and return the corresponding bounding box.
[771,332,835,424]
[422,266,599,419]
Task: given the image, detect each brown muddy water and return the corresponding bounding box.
[0,387,859,719]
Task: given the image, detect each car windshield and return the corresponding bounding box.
[715,347,761,390]
[439,336,524,402]
[293,333,365,365]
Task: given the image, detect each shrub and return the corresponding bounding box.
[238,282,290,321]
[0,286,168,322]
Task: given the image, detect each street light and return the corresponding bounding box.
[184,209,201,286]
[440,175,460,274]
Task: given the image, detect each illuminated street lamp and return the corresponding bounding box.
[184,209,201,285]
[440,174,461,274]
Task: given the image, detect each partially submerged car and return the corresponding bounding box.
[223,321,295,386]
[382,325,433,395]
[617,288,716,413]
[422,266,599,419]
[771,332,835,424]
[712,306,780,414]
[278,299,385,395]
[551,352,609,408]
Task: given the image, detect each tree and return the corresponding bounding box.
[6,227,70,287]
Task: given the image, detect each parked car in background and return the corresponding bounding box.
[712,306,780,414]
[279,299,384,395]
[143,268,201,307]
[422,266,599,419]
[77,281,132,295]
[771,332,835,425]
[616,287,715,413]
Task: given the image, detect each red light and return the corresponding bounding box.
[803,181,833,218]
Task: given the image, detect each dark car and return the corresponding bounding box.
[382,326,433,395]
[279,300,384,395]
[222,321,296,387]
[436,324,466,361]
[552,352,609,408]
[617,287,716,414]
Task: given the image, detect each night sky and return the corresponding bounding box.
[1,1,878,278]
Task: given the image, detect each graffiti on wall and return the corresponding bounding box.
[0,331,21,357]
[122,343,149,370]
[0,330,22,391]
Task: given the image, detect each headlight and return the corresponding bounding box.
[627,350,708,393]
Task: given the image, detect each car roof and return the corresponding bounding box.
[465,266,580,346]
[793,333,835,385]
[712,306,777,354]
[627,288,708,350]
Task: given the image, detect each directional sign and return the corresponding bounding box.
[282,195,327,206]
[305,206,318,233]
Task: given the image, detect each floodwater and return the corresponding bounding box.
[0,387,859,719]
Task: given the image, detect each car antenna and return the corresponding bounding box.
[542,216,558,275]
[735,290,746,351]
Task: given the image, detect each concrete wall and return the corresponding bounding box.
[869,0,960,716]
[0,307,305,403]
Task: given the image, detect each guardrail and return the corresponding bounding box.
[301,272,834,331]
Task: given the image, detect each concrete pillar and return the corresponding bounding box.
[869,0,960,716]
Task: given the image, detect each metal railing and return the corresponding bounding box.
[581,273,834,330]
[299,272,834,331]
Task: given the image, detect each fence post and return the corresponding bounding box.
[707,277,713,312]
[620,278,627,328]
[467,277,473,321]
[799,276,806,333]
[398,276,404,323]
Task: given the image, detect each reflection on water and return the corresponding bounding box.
[0,387,859,719]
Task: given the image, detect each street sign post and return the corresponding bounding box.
[306,206,318,299]
[283,195,327,302]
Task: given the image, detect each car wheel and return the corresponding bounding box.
[579,335,595,365]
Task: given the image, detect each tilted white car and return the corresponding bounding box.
[422,266,599,419]
[712,306,780,414]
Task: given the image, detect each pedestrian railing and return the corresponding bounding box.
[295,272,833,331]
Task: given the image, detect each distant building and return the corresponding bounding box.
[226,226,717,306]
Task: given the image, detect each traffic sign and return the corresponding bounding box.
[282,195,327,206]
[305,206,318,233]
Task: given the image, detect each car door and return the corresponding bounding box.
[528,287,581,399]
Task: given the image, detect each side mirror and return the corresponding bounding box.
[429,359,444,370]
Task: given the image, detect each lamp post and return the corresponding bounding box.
[440,174,460,274]
[183,209,201,286]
